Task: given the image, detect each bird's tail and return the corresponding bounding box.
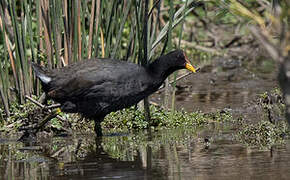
[31,62,52,84]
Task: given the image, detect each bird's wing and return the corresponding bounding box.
[47,60,146,101]
[47,69,111,100]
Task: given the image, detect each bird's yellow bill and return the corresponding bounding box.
[185,63,197,73]
[55,108,62,114]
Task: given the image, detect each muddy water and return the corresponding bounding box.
[1,126,290,180]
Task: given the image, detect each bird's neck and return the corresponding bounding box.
[147,57,179,81]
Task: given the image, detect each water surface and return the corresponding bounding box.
[1,126,290,180]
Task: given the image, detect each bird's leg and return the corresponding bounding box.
[94,118,103,137]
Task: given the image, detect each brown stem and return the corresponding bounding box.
[87,0,96,59]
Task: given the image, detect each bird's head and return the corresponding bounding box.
[148,50,199,80]
[164,50,198,73]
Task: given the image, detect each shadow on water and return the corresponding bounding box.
[1,125,290,180]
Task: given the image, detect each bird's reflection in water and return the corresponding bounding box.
[50,133,161,180]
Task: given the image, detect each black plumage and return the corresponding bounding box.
[32,50,197,136]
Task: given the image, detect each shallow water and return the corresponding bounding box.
[1,126,290,180]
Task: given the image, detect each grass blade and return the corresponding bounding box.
[150,0,197,58]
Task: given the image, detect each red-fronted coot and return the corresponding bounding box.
[32,50,197,136]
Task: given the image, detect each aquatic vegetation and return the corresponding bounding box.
[0,100,234,135]
[0,101,37,132]
[103,105,234,132]
[236,120,289,149]
[1,88,289,151]
[236,88,289,149]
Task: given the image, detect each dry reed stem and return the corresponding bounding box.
[88,0,96,59]
[100,27,105,57]
[41,0,52,68]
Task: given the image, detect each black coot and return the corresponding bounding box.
[32,50,197,136]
